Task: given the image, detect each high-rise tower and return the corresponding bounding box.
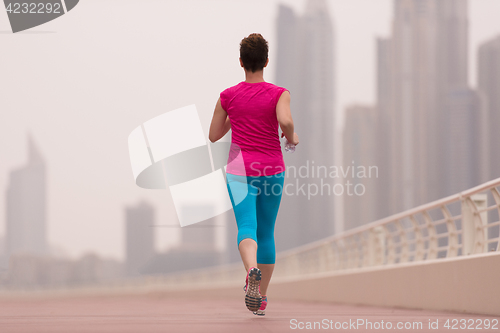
[125,201,155,276]
[6,134,47,259]
[478,35,500,181]
[388,0,468,211]
[275,0,336,249]
[343,105,378,230]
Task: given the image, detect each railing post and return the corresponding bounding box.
[362,232,370,267]
[332,243,340,270]
[462,194,488,255]
[410,215,425,261]
[396,220,409,263]
[367,226,385,266]
[423,211,438,259]
[319,242,333,272]
[338,239,348,270]
[384,224,395,264]
[441,205,458,257]
[346,237,356,269]
[491,188,500,251]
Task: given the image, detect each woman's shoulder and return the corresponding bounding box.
[262,82,289,96]
[262,82,289,102]
[220,82,245,110]
[221,82,245,94]
[267,82,284,89]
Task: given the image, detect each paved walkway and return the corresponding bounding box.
[0,295,497,333]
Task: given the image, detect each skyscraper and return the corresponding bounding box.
[444,88,488,195]
[343,105,378,230]
[375,37,396,219]
[125,201,155,276]
[275,0,336,250]
[385,0,468,212]
[392,0,438,211]
[478,35,500,181]
[6,134,47,259]
[434,0,469,198]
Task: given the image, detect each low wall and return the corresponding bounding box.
[162,252,500,316]
[265,251,500,316]
[1,252,498,316]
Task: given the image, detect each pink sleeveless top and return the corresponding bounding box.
[220,81,287,176]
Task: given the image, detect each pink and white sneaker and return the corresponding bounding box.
[253,295,267,316]
[244,267,262,312]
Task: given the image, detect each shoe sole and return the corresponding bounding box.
[253,310,265,316]
[245,268,262,312]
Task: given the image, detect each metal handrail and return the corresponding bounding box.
[4,178,499,294]
[146,177,500,289]
[269,178,500,277]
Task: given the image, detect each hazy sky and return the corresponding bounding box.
[1,0,499,260]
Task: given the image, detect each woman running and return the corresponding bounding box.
[209,33,299,316]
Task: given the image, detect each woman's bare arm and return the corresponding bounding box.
[276,91,299,145]
[209,98,231,143]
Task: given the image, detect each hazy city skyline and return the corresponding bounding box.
[275,0,336,250]
[342,0,494,230]
[1,0,500,261]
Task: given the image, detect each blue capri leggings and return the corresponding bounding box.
[225,171,285,264]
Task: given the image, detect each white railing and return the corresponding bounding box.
[272,178,500,277]
[3,178,499,295]
[152,177,500,288]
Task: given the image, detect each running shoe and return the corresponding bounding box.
[242,274,255,292]
[244,267,262,312]
[253,295,267,316]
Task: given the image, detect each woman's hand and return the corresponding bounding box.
[281,132,299,145]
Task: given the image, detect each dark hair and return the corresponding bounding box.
[240,33,269,73]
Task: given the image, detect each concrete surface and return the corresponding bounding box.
[0,293,498,333]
